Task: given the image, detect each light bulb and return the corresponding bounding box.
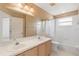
[17,4,23,8]
[30,8,34,12]
[24,5,29,11]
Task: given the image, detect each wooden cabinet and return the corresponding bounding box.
[17,40,52,56]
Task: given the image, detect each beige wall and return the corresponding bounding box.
[26,15,37,37]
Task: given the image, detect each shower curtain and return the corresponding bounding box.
[36,19,55,38]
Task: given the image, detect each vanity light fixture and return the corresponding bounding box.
[17,3,23,8]
[23,5,34,13]
[23,5,29,11]
[7,3,34,16]
[30,8,34,12]
[11,3,23,8]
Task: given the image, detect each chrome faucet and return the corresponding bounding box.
[38,36,40,39]
[15,42,19,45]
[14,38,20,45]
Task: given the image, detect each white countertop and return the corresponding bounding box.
[0,36,51,56]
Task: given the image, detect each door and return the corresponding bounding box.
[2,18,10,39]
[10,17,24,38]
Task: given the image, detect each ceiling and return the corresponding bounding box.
[35,3,79,15]
[0,3,78,19]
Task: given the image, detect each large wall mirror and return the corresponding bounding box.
[0,10,24,40]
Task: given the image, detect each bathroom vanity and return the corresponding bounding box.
[17,40,51,56]
[0,36,52,56]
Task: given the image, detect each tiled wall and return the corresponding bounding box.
[56,15,79,47]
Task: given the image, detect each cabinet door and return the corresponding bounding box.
[24,47,38,56]
[38,41,52,56]
[18,47,38,56]
[45,41,52,56]
[17,52,25,56]
[38,43,46,56]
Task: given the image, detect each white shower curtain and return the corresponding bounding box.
[45,20,55,38]
[36,19,55,38]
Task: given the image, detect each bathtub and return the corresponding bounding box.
[52,41,79,56]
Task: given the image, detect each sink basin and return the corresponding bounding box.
[7,43,26,53]
[14,44,26,49]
